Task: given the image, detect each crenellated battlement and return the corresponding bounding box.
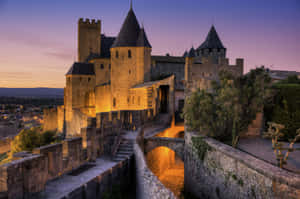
[78,18,101,25]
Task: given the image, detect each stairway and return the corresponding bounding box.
[112,138,134,162]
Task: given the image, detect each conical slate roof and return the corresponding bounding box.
[198,26,225,50]
[136,28,152,48]
[187,47,196,57]
[183,50,188,57]
[112,8,141,47]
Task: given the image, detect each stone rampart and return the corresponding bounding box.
[0,154,48,199]
[184,131,300,199]
[43,156,134,199]
[134,142,176,199]
[0,135,89,198]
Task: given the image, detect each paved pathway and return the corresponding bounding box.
[42,157,117,199]
[238,137,300,174]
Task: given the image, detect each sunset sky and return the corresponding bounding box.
[0,0,299,88]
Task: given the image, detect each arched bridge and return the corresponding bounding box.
[144,137,185,161]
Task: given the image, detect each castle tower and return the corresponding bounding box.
[78,18,101,62]
[65,62,96,136]
[196,25,226,64]
[110,6,152,111]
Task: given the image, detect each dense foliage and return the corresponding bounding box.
[183,67,271,147]
[10,127,59,154]
[264,75,300,141]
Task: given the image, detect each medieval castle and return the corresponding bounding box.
[44,5,243,136]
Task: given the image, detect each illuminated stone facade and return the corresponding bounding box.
[44,6,244,137]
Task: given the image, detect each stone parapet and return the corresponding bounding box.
[134,142,176,199]
[184,131,300,199]
[0,154,48,199]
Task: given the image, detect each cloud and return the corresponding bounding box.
[0,71,33,80]
[1,29,75,61]
[44,50,75,61]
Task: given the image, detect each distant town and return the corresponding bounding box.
[0,96,63,139]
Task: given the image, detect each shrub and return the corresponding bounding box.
[10,127,58,155]
[264,77,300,141]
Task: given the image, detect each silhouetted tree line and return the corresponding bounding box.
[0,97,63,106]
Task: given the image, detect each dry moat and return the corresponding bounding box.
[146,123,185,198]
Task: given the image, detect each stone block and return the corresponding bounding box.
[33,143,63,180]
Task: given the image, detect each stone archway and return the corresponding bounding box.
[144,137,185,161]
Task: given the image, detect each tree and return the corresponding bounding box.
[10,127,58,155]
[183,67,272,147]
[263,122,300,168]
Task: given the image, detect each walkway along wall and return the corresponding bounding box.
[184,131,300,199]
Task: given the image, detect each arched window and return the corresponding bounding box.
[113,98,116,107]
[116,51,119,58]
[128,50,132,58]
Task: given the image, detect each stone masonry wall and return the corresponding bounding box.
[43,108,58,132]
[0,137,87,199]
[134,142,176,199]
[0,154,48,199]
[42,156,134,199]
[184,131,300,199]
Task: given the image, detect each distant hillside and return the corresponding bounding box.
[0,88,64,98]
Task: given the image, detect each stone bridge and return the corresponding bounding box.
[144,137,185,161]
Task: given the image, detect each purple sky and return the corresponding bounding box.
[0,0,299,88]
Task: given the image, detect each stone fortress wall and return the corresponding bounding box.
[0,108,163,199]
[185,56,244,94]
[134,141,176,199]
[184,131,300,199]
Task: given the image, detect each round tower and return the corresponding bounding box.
[110,6,152,111]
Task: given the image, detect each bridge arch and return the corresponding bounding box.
[144,137,185,161]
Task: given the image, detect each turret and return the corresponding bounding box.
[78,18,101,62]
[110,6,152,110]
[196,25,226,64]
[185,47,195,82]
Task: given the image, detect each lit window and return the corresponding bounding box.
[113,98,116,107]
